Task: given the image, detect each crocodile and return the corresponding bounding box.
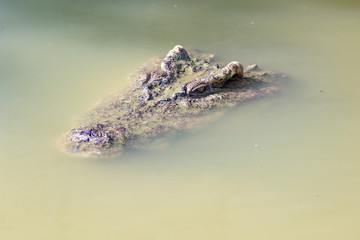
[59,45,285,157]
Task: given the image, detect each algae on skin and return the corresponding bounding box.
[60,46,284,157]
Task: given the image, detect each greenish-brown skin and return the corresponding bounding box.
[60,45,285,157]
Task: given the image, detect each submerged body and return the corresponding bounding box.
[61,46,285,156]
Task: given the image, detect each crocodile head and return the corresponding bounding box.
[60,45,285,157]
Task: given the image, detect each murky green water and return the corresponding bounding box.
[1,0,360,239]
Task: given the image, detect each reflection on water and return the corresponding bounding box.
[1,0,360,239]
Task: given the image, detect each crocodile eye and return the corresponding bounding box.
[196,87,205,93]
[189,85,209,96]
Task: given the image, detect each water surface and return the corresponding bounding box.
[1,0,360,239]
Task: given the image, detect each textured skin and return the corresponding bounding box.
[59,46,285,157]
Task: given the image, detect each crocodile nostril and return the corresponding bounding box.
[90,130,97,138]
[90,129,103,138]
